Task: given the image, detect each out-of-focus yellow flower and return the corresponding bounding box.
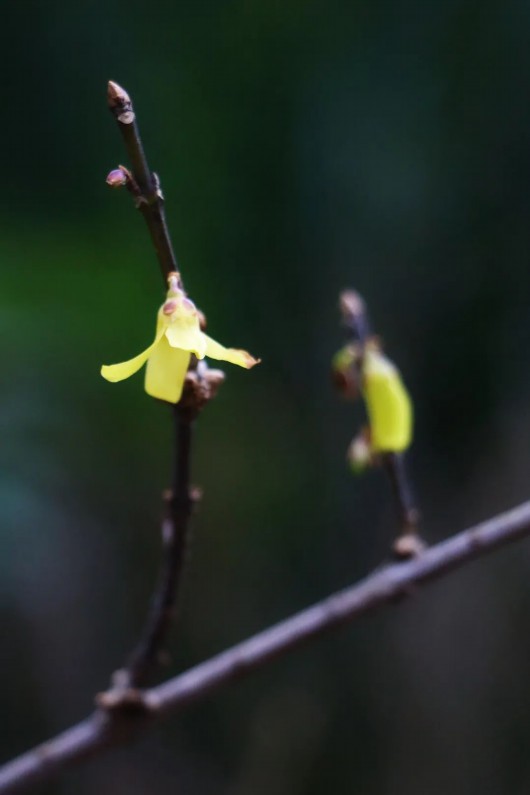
[362,345,412,453]
[332,341,412,455]
[101,272,259,403]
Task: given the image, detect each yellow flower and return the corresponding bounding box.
[101,272,259,403]
[362,345,412,453]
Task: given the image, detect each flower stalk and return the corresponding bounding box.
[334,290,423,557]
[105,81,205,688]
[124,400,196,688]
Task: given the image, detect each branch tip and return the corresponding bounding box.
[339,290,366,323]
[107,80,135,124]
[107,80,130,107]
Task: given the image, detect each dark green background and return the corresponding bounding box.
[2,2,530,793]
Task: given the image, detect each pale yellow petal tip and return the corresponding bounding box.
[231,350,261,369]
[243,352,261,369]
[101,364,121,383]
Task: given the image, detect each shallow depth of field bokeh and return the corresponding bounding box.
[2,3,530,794]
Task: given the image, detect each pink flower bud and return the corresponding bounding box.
[106,168,128,188]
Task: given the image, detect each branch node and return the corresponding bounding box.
[106,164,147,209]
[392,532,426,560]
[96,687,159,720]
[96,669,162,717]
[177,362,226,414]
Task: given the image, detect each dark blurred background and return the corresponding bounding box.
[2,1,530,793]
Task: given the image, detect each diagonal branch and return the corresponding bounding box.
[2,499,530,795]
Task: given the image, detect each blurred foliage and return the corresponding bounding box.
[2,2,530,794]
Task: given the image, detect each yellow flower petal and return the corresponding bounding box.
[362,350,412,453]
[101,330,164,383]
[164,315,207,358]
[203,334,260,369]
[145,336,191,403]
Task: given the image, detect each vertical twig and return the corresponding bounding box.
[107,80,198,687]
[124,406,196,687]
[380,452,417,529]
[107,80,179,282]
[338,290,423,557]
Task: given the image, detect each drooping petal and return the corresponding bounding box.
[362,350,412,453]
[164,315,207,358]
[145,335,191,403]
[101,329,164,383]
[203,334,260,369]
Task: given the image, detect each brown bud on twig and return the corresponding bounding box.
[392,532,426,560]
[339,290,366,324]
[107,80,135,124]
[177,362,226,415]
[339,290,371,345]
[202,367,226,400]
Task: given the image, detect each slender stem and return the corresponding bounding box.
[2,499,530,795]
[339,290,371,346]
[107,80,178,281]
[381,452,419,533]
[107,80,194,685]
[339,290,420,541]
[125,407,195,687]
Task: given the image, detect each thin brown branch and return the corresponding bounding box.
[123,404,196,688]
[107,80,197,687]
[380,452,420,535]
[2,499,530,794]
[339,289,371,345]
[107,80,178,281]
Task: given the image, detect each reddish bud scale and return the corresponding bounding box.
[162,300,177,315]
[106,168,128,187]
